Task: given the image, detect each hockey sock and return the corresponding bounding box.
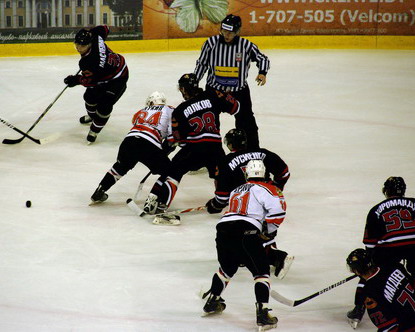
[211,269,230,296]
[254,275,271,303]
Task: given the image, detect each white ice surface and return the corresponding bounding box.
[0,49,414,332]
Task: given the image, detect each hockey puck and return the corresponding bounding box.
[26,200,32,208]
[126,198,132,204]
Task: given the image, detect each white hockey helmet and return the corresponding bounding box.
[146,91,166,106]
[245,159,266,179]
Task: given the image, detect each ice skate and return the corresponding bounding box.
[275,255,294,280]
[79,115,92,124]
[347,305,365,329]
[87,130,97,143]
[202,293,226,316]
[90,186,108,205]
[143,193,160,214]
[256,303,278,331]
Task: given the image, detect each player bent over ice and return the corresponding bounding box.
[202,160,286,331]
[142,73,239,215]
[90,92,174,204]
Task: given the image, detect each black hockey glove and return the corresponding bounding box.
[64,75,81,87]
[206,198,225,214]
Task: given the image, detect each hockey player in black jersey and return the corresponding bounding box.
[142,73,240,215]
[64,25,129,143]
[206,128,293,279]
[347,177,415,328]
[347,248,415,331]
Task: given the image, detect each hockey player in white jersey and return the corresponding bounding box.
[90,91,175,203]
[202,159,286,331]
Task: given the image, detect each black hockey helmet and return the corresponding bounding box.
[382,176,406,197]
[224,128,247,151]
[346,248,373,275]
[221,14,242,32]
[75,28,92,45]
[178,73,199,90]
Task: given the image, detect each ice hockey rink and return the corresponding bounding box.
[1,48,414,332]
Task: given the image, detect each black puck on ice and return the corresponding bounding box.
[126,198,132,204]
[26,200,32,208]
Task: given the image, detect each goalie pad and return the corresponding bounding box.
[152,213,181,226]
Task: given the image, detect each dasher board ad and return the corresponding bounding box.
[143,0,415,39]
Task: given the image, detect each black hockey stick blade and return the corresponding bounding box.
[0,117,42,144]
[271,274,358,307]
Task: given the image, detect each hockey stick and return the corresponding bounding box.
[0,117,42,144]
[126,198,206,218]
[2,69,80,145]
[133,171,152,201]
[271,274,358,307]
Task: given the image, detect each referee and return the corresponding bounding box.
[193,14,270,149]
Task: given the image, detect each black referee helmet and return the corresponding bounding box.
[221,14,241,32]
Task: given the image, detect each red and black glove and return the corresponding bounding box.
[64,75,81,87]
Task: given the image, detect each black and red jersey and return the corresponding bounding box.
[78,25,128,87]
[171,89,239,144]
[363,264,415,331]
[214,148,290,206]
[364,197,415,249]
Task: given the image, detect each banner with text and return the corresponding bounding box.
[143,0,415,39]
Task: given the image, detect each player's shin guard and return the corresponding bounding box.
[254,275,271,303]
[162,176,179,208]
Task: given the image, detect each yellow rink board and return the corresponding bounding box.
[0,35,414,57]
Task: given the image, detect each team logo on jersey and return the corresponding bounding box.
[236,53,242,62]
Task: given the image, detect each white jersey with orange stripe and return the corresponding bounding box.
[126,104,174,149]
[219,180,286,234]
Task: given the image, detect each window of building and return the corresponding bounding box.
[89,13,94,25]
[64,0,70,7]
[77,0,82,7]
[6,16,11,27]
[65,14,70,26]
[114,16,118,26]
[103,12,107,24]
[88,0,94,6]
[77,14,82,25]
[18,16,24,26]
[5,1,11,8]
[18,1,24,8]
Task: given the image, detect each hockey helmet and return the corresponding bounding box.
[221,14,242,32]
[178,73,199,90]
[346,248,373,275]
[146,91,166,106]
[224,128,247,151]
[75,28,92,45]
[382,176,406,197]
[245,159,266,180]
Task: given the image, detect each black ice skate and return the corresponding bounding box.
[256,303,278,331]
[87,130,98,143]
[79,115,92,124]
[203,293,226,315]
[347,305,365,329]
[90,186,108,204]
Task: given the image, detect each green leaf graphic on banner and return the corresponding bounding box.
[200,0,228,24]
[171,0,228,33]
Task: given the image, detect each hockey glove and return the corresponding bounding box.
[64,75,81,87]
[206,198,225,214]
[260,229,278,242]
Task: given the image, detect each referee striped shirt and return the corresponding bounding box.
[194,35,270,92]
